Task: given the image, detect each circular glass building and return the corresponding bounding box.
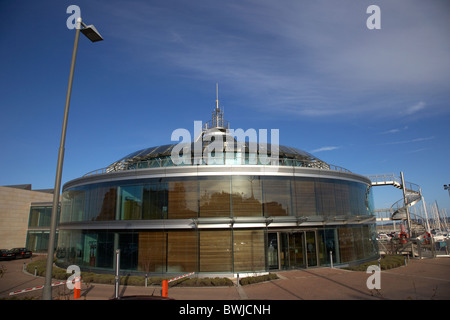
[56,101,378,275]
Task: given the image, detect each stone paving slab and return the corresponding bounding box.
[1,255,450,301]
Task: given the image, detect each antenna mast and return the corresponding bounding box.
[203,83,228,130]
[215,83,221,127]
[216,83,219,111]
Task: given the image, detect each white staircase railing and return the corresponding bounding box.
[367,173,422,221]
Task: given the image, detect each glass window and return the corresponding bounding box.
[316,179,337,217]
[262,177,292,216]
[26,231,50,253]
[353,226,365,260]
[293,178,317,217]
[333,180,349,215]
[119,232,139,270]
[119,185,143,220]
[267,233,279,269]
[199,177,231,217]
[94,186,117,221]
[143,181,168,219]
[85,184,117,221]
[61,189,85,222]
[318,228,340,266]
[349,182,366,216]
[231,176,263,217]
[168,178,198,219]
[96,231,114,268]
[28,207,42,227]
[338,227,356,263]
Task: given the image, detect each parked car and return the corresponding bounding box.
[10,248,32,259]
[0,249,14,260]
[376,233,391,241]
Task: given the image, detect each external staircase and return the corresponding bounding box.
[367,173,422,221]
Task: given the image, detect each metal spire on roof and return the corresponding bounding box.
[215,83,220,126]
[216,83,219,111]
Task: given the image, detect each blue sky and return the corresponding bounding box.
[1,0,449,215]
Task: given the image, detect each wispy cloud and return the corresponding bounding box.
[407,147,429,154]
[381,136,435,145]
[104,0,450,120]
[311,146,341,153]
[380,126,408,134]
[403,101,426,115]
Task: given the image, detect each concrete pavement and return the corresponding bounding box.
[1,255,450,300]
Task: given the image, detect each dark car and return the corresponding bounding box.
[0,249,14,260]
[10,248,32,259]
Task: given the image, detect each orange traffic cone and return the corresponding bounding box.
[162,280,168,298]
[74,277,81,299]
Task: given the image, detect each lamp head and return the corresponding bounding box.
[80,25,103,42]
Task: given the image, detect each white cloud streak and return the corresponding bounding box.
[381,136,435,145]
[104,0,450,120]
[380,126,408,134]
[403,101,426,115]
[310,146,341,153]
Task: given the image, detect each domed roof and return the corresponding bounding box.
[106,95,329,172]
[107,140,327,172]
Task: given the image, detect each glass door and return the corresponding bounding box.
[267,233,279,269]
[306,231,317,267]
[288,232,305,268]
[268,230,318,270]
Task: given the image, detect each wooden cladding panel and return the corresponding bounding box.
[233,230,265,272]
[167,231,197,272]
[199,230,232,272]
[138,231,198,273]
[138,232,166,272]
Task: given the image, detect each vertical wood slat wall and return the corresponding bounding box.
[233,230,265,272]
[199,230,232,272]
[138,231,197,273]
[138,229,266,273]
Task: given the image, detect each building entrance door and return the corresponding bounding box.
[268,230,318,269]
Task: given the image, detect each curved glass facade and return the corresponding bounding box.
[56,173,378,274]
[61,176,371,222]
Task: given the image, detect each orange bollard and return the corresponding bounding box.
[74,277,81,299]
[162,280,168,298]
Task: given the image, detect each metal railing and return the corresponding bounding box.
[83,157,352,177]
[366,173,401,186]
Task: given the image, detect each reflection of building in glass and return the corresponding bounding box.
[56,101,377,275]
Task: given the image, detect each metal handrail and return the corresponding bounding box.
[366,173,401,185]
[83,157,352,177]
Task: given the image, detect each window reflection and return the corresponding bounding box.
[168,179,198,219]
[232,176,262,217]
[143,182,168,219]
[263,177,291,216]
[60,176,373,222]
[119,186,143,220]
[199,177,230,217]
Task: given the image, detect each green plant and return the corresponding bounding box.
[344,254,406,271]
[25,260,238,287]
[239,273,278,286]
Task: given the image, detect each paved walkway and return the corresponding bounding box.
[1,255,450,300]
